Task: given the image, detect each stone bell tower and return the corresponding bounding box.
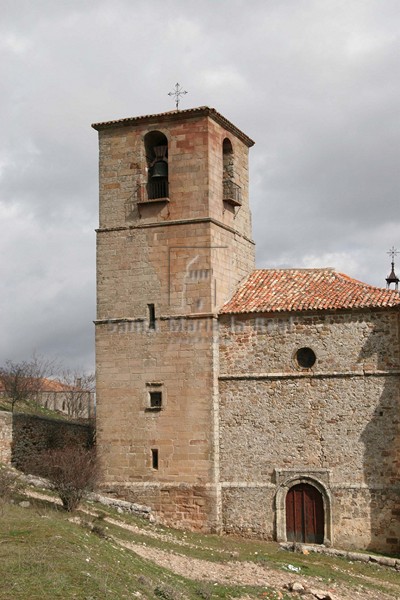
[92,107,255,529]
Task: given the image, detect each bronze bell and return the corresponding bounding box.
[151,160,168,178]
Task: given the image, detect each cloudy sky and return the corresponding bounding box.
[1,0,399,371]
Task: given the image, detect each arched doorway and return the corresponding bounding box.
[286,483,324,544]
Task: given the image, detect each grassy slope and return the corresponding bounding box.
[0,496,399,600]
[0,501,279,600]
[0,503,193,600]
[0,397,72,420]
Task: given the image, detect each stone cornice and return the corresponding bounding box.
[219,370,400,380]
[96,216,255,246]
[95,313,219,325]
[92,106,255,147]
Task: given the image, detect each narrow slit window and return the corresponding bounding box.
[151,448,159,470]
[148,303,156,330]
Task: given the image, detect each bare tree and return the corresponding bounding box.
[32,446,98,511]
[59,370,95,419]
[0,353,55,412]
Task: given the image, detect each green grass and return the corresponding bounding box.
[85,499,400,597]
[0,397,77,421]
[85,508,400,587]
[0,501,286,600]
[0,494,399,600]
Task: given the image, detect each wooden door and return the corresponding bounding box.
[286,483,324,544]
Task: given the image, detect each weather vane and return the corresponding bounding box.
[168,83,188,110]
[387,246,399,262]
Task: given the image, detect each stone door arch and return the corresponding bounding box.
[275,470,332,546]
[286,483,324,543]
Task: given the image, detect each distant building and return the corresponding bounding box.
[0,378,95,419]
[93,106,400,553]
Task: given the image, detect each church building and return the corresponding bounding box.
[92,106,400,553]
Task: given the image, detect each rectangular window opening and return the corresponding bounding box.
[149,391,162,409]
[151,448,159,470]
[148,303,156,330]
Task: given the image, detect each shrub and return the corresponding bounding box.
[34,446,98,511]
[0,466,22,502]
[154,585,180,600]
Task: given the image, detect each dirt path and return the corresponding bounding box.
[26,490,398,600]
[114,537,396,600]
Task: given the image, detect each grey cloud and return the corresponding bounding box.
[1,0,399,368]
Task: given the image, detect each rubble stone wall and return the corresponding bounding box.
[0,411,12,465]
[218,310,400,553]
[12,413,94,472]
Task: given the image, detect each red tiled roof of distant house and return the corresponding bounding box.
[220,269,400,314]
[40,379,86,392]
[0,378,74,393]
[40,378,68,392]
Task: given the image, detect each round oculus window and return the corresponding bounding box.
[296,347,316,369]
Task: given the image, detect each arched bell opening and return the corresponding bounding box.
[144,131,169,200]
[222,137,241,206]
[222,137,233,180]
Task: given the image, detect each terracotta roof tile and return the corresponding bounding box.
[220,268,400,314]
[0,378,75,393]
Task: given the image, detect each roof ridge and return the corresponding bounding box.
[255,267,336,273]
[334,270,386,289]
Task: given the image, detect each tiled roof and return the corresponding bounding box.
[40,378,70,392]
[220,268,400,314]
[91,106,255,147]
[0,378,76,393]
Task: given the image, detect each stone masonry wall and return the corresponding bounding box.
[219,310,400,374]
[95,110,255,530]
[0,411,12,465]
[97,113,253,243]
[96,317,215,487]
[218,310,400,553]
[96,113,255,320]
[12,413,94,472]
[105,483,216,532]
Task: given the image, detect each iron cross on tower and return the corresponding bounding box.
[168,83,188,110]
[386,246,399,290]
